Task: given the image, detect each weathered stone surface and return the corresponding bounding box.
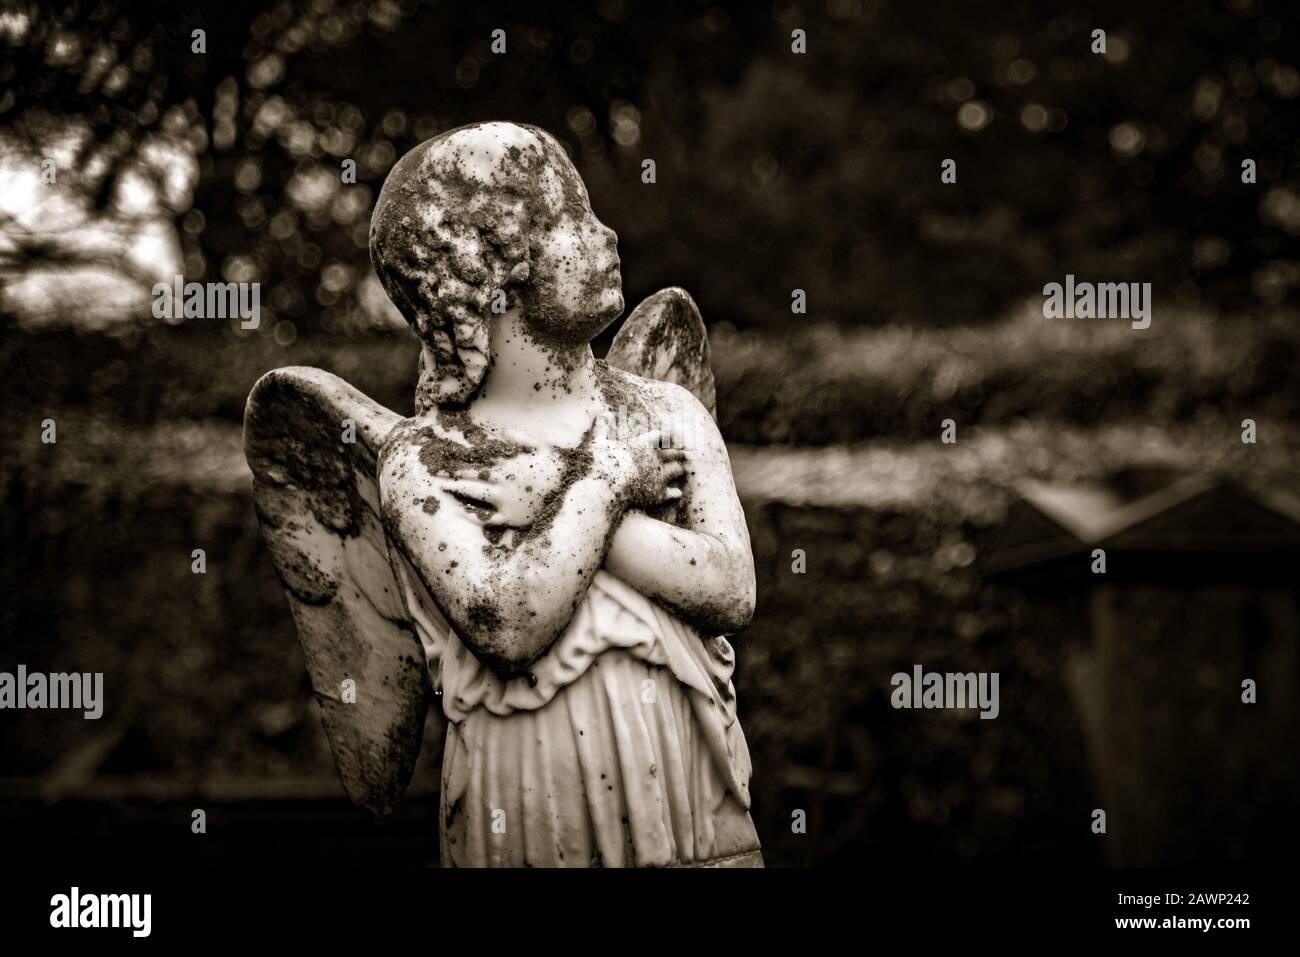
[245,367,429,818]
[608,287,716,418]
[245,123,762,865]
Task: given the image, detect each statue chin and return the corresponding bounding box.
[594,282,626,325]
[595,291,625,333]
[528,294,624,345]
[583,306,623,343]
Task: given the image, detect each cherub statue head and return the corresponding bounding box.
[370,121,623,408]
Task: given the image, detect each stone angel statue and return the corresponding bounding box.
[244,122,762,867]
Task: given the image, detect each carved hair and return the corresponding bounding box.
[369,122,570,409]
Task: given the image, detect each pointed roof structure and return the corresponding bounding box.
[981,466,1300,583]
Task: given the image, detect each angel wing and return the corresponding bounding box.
[606,287,717,418]
[244,367,429,817]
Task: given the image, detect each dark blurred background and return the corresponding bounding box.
[1,0,1298,867]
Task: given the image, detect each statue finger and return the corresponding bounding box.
[444,479,501,506]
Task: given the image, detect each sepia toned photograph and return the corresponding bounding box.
[0,0,1295,938]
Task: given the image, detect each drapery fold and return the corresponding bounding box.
[391,559,761,867]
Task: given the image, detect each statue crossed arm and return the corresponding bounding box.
[379,374,754,672]
[245,122,762,867]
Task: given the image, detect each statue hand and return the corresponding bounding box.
[443,431,567,528]
[593,426,686,510]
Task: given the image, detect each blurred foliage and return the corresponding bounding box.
[3,308,1298,445]
[2,0,1299,335]
[710,308,1300,444]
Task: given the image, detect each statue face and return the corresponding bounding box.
[370,122,625,394]
[516,129,624,345]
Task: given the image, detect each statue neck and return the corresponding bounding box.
[475,308,597,406]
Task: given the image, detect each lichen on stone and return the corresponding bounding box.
[369,122,620,410]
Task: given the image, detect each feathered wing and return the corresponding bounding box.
[244,366,429,817]
[606,287,717,418]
